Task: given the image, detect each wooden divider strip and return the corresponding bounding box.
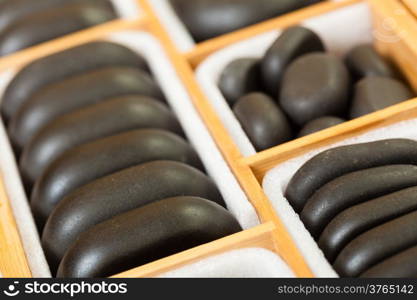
[402,0,417,18]
[0,172,31,277]
[0,18,149,72]
[112,222,276,278]
[184,0,362,68]
[244,98,417,182]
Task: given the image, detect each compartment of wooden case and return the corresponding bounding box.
[195,1,416,157]
[0,29,265,277]
[261,100,417,277]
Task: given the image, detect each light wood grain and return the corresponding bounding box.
[0,172,31,277]
[112,222,276,278]
[403,0,417,17]
[184,0,361,68]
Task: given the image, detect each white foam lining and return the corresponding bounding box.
[110,0,142,19]
[0,75,50,278]
[196,2,373,157]
[148,0,345,53]
[263,117,417,278]
[159,248,295,278]
[0,30,262,277]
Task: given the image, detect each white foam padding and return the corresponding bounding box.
[158,248,295,278]
[147,0,195,52]
[0,71,51,278]
[149,0,346,53]
[263,118,417,278]
[111,0,142,19]
[0,31,261,277]
[196,2,373,157]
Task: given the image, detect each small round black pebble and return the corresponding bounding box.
[280,53,350,126]
[350,76,413,119]
[233,92,292,151]
[218,58,261,106]
[261,26,324,96]
[345,44,399,81]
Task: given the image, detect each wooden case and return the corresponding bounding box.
[2,0,416,278]
[0,0,326,278]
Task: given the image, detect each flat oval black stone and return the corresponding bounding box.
[169,0,324,42]
[0,2,116,56]
[55,196,239,278]
[360,246,417,278]
[280,53,350,126]
[298,116,345,137]
[350,77,413,119]
[334,210,417,277]
[345,44,399,81]
[0,0,114,33]
[285,139,417,212]
[261,26,324,96]
[319,186,417,262]
[301,165,417,239]
[19,96,182,187]
[1,41,148,123]
[43,161,223,272]
[31,129,203,230]
[218,58,261,106]
[233,92,292,151]
[9,67,163,151]
[0,0,71,33]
